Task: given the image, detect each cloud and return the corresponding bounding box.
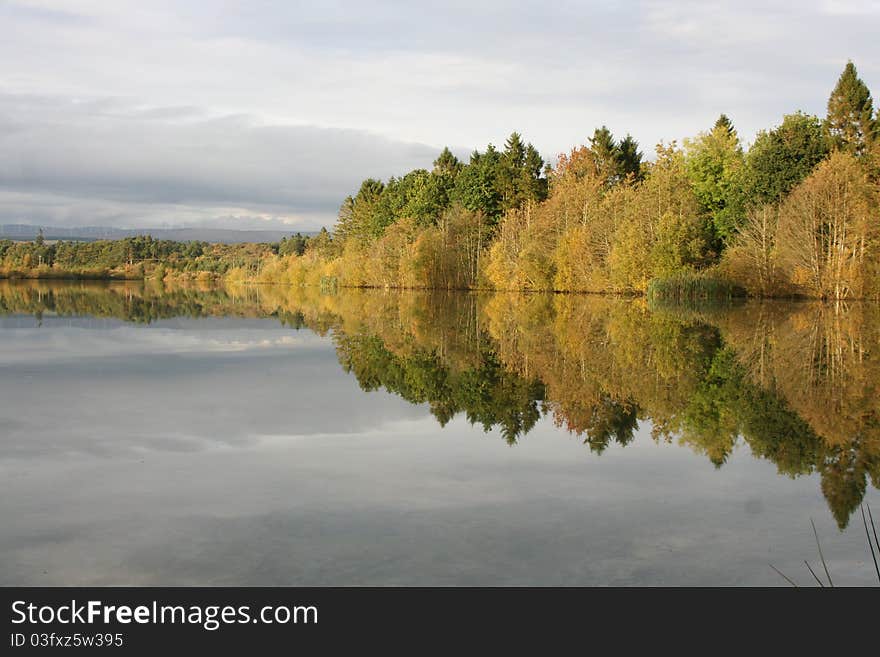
[0,322,428,458]
[0,1,878,229]
[0,324,327,365]
[0,93,439,229]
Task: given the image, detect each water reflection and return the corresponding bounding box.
[1,280,878,530]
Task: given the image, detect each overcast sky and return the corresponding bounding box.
[1,1,878,231]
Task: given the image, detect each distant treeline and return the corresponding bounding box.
[0,232,313,282]
[5,62,879,299]
[0,224,313,244]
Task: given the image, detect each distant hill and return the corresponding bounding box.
[0,224,317,244]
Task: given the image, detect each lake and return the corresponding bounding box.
[1,280,878,586]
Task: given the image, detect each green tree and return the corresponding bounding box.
[497,132,547,211]
[685,115,746,245]
[431,147,462,208]
[825,61,877,156]
[524,143,548,202]
[452,145,504,222]
[589,126,620,184]
[616,134,643,182]
[714,113,735,136]
[745,112,829,205]
[433,147,461,177]
[307,227,335,258]
[498,132,527,211]
[585,127,642,185]
[279,233,308,256]
[376,169,444,227]
[337,178,386,241]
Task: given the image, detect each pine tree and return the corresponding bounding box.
[589,126,618,183]
[502,132,526,168]
[432,147,461,177]
[497,133,545,211]
[616,134,643,181]
[524,144,548,201]
[826,61,877,156]
[714,114,735,136]
[430,147,463,213]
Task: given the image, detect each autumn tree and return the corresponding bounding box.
[775,151,878,299]
[610,142,712,290]
[722,205,784,296]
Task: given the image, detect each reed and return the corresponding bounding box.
[647,271,745,303]
[770,504,880,586]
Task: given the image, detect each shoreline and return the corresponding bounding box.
[4,273,878,302]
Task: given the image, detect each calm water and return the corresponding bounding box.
[1,280,878,586]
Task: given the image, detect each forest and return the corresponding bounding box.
[2,62,878,299]
[257,61,880,299]
[0,232,308,282]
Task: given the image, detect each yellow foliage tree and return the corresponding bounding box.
[775,151,878,299]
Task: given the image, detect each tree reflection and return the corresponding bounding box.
[2,280,878,527]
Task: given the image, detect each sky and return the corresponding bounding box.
[0,0,878,231]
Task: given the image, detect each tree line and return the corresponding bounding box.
[277,60,878,299]
[0,233,305,282]
[3,62,877,299]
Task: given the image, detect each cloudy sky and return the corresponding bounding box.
[1,1,878,231]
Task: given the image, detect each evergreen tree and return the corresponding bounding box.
[452,146,503,222]
[375,169,443,227]
[745,112,828,205]
[524,144,548,201]
[587,127,642,184]
[503,132,526,168]
[335,178,387,241]
[589,126,619,183]
[279,232,308,256]
[497,132,546,211]
[430,147,463,214]
[616,134,643,181]
[825,60,877,156]
[432,147,461,177]
[714,114,735,136]
[498,132,527,211]
[308,226,334,258]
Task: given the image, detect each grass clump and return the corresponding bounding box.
[647,271,745,303]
